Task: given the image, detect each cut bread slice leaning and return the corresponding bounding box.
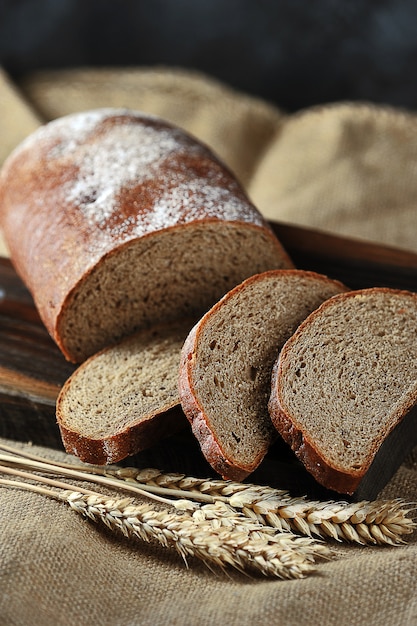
[56,319,193,464]
[269,288,417,498]
[179,269,348,481]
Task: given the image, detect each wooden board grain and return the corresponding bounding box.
[1,222,417,496]
[0,255,76,448]
[272,222,417,291]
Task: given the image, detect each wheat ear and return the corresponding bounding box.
[0,443,415,545]
[104,468,417,545]
[66,493,332,579]
[0,475,330,579]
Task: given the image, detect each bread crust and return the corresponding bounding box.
[57,401,187,465]
[179,323,260,481]
[269,287,417,495]
[179,269,348,480]
[0,109,291,362]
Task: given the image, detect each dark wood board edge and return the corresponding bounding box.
[272,221,417,292]
[272,221,417,269]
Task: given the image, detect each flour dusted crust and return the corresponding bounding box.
[0,109,292,362]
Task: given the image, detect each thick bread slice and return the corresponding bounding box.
[0,109,292,363]
[269,288,417,497]
[179,269,348,481]
[56,319,192,464]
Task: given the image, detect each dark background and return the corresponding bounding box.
[1,0,417,113]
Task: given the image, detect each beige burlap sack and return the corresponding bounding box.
[1,67,417,626]
[1,437,417,626]
[15,66,417,252]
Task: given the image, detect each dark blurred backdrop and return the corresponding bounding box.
[1,0,417,112]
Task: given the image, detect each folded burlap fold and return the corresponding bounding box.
[2,65,417,253]
[1,437,416,626]
[1,67,417,626]
[0,67,42,165]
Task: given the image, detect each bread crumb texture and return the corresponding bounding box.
[58,320,190,438]
[276,289,417,472]
[0,109,290,362]
[182,270,347,475]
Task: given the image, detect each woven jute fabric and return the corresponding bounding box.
[1,437,417,626]
[6,65,417,254]
[1,67,417,626]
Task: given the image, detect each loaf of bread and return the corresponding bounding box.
[179,269,348,481]
[269,288,417,497]
[56,319,192,464]
[0,108,292,363]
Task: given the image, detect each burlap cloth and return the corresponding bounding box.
[1,66,417,626]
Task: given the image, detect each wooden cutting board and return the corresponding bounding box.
[1,221,417,495]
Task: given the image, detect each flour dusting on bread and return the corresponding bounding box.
[0,108,291,362]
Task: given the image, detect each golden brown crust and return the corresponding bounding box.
[0,109,291,362]
[269,287,417,495]
[179,269,348,480]
[57,402,187,465]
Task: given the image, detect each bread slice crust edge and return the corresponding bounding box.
[269,287,417,496]
[178,322,264,481]
[179,269,349,481]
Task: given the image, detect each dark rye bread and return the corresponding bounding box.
[269,288,417,498]
[179,270,348,481]
[56,319,192,464]
[0,108,292,363]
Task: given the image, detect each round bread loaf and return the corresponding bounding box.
[0,108,292,362]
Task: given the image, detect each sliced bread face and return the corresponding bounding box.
[269,288,417,497]
[179,269,348,481]
[57,221,290,363]
[0,109,292,363]
[56,319,193,464]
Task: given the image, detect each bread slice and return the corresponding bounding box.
[178,269,348,481]
[56,319,193,464]
[0,109,292,363]
[269,288,417,498]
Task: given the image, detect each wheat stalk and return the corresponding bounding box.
[66,493,332,578]
[0,443,415,545]
[0,474,330,579]
[103,467,416,545]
